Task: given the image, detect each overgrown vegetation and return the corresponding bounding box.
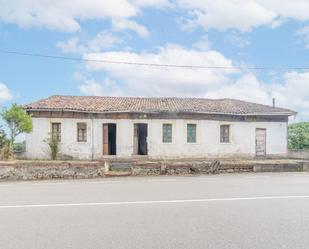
[1,103,33,157]
[0,126,11,160]
[288,122,309,150]
[13,142,26,153]
[44,137,60,160]
[0,104,33,160]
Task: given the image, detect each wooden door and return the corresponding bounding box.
[103,124,109,155]
[256,128,266,157]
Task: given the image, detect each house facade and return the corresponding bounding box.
[24,95,296,160]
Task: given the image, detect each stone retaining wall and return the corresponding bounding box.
[0,159,307,181]
[132,160,254,176]
[0,161,105,180]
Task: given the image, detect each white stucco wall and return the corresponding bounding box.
[25,117,288,160]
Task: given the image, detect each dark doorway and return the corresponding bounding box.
[134,123,148,155]
[103,123,116,155]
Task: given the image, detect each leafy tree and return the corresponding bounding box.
[288,122,309,150]
[1,103,33,155]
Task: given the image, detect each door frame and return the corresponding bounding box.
[103,123,117,156]
[255,128,267,157]
[133,123,148,156]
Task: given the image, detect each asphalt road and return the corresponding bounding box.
[1,173,309,249]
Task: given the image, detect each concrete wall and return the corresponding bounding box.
[288,150,309,160]
[25,117,288,160]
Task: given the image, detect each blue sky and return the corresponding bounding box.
[0,0,309,120]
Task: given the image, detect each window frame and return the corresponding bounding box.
[187,123,197,143]
[220,124,230,143]
[162,123,172,143]
[77,122,87,142]
[51,122,61,142]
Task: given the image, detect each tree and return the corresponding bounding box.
[288,122,309,150]
[1,103,33,156]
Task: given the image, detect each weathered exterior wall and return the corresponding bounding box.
[25,117,288,160]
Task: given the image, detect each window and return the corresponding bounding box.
[77,123,87,142]
[51,123,61,142]
[187,124,196,143]
[162,124,172,143]
[220,125,230,143]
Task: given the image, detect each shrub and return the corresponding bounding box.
[13,142,26,153]
[44,137,60,160]
[288,122,309,150]
[0,126,11,160]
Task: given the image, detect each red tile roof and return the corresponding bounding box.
[24,95,296,116]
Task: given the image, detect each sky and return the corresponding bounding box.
[0,0,309,121]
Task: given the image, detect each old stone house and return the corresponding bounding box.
[24,95,296,160]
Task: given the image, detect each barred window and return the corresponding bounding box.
[220,125,230,143]
[51,123,61,142]
[162,124,172,143]
[187,124,197,143]
[77,123,87,142]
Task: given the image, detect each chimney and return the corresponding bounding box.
[272,97,276,108]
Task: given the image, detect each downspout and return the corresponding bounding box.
[91,115,95,161]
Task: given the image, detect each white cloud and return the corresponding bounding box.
[130,0,171,8]
[193,35,212,51]
[79,78,122,96]
[0,83,13,103]
[271,72,309,120]
[206,72,309,120]
[83,44,238,96]
[0,0,139,32]
[225,33,250,48]
[178,0,276,32]
[77,44,309,120]
[297,25,309,49]
[178,0,309,32]
[57,37,82,54]
[87,32,122,51]
[57,32,122,54]
[112,19,150,38]
[0,0,171,35]
[205,74,270,104]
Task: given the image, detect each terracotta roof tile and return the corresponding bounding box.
[24,95,296,116]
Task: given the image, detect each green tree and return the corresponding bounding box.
[1,103,33,156]
[288,122,309,150]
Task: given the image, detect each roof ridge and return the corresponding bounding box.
[44,94,229,101]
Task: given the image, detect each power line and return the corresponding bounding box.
[0,49,308,71]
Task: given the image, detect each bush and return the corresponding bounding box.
[0,127,11,160]
[1,142,12,160]
[288,122,309,150]
[44,137,60,160]
[13,142,26,153]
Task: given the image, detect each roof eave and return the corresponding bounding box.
[25,108,296,117]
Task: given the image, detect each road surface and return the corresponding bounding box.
[1,173,309,249]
